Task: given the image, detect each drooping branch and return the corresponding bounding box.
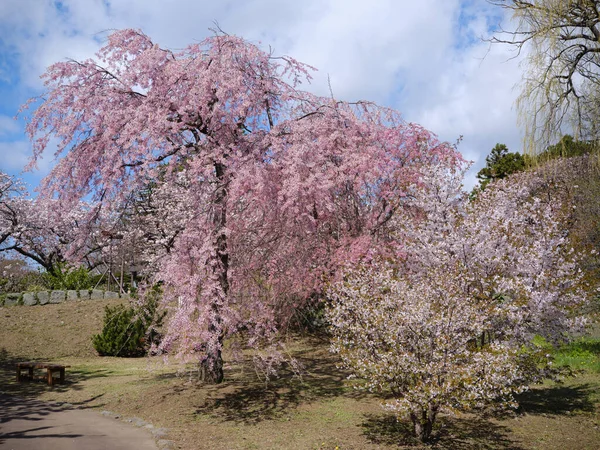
[490,0,600,150]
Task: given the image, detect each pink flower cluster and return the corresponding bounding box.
[22,29,460,379]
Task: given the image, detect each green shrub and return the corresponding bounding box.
[92,291,165,357]
[43,263,95,290]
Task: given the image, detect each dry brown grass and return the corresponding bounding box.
[1,301,600,449]
[0,297,125,359]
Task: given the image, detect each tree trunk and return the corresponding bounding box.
[199,344,224,383]
[410,405,437,443]
[200,161,229,384]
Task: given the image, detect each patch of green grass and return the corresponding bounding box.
[531,334,600,373]
[554,338,600,372]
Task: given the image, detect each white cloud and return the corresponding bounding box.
[0,140,30,173]
[0,0,525,192]
[0,137,54,179]
[0,115,20,136]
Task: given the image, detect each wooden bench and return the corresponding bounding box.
[16,362,71,386]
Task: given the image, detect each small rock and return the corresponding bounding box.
[5,293,19,306]
[23,292,37,306]
[37,291,50,305]
[50,290,66,304]
[90,289,104,300]
[157,439,176,450]
[129,417,147,427]
[152,428,169,439]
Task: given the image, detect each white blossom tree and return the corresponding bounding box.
[327,162,589,442]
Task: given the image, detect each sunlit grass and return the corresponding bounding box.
[554,338,600,373]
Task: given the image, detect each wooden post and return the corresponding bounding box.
[120,252,125,294]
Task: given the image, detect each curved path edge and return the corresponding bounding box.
[0,394,159,450]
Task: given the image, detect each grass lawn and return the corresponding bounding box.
[1,300,599,449]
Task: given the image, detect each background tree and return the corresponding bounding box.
[0,171,111,286]
[0,256,39,294]
[0,172,25,250]
[22,29,460,383]
[328,161,589,442]
[528,154,600,301]
[538,134,597,161]
[479,136,600,307]
[490,0,600,151]
[0,196,103,277]
[476,143,526,190]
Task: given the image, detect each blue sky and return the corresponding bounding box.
[0,0,523,191]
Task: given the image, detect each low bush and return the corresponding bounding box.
[42,263,95,290]
[92,290,165,357]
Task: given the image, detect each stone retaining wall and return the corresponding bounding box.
[0,289,129,307]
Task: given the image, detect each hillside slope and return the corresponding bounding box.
[0,298,125,360]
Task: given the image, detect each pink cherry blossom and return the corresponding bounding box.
[22,29,461,382]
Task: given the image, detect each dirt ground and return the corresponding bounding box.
[1,300,600,449]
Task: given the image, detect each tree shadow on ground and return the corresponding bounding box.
[515,382,597,416]
[361,413,523,449]
[0,394,71,425]
[0,392,87,445]
[0,347,108,400]
[193,340,366,424]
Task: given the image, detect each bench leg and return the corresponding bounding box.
[47,368,54,386]
[16,367,34,382]
[59,368,65,384]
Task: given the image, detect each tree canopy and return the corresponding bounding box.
[22,29,461,383]
[0,172,105,276]
[328,160,588,442]
[490,0,600,151]
[476,143,526,190]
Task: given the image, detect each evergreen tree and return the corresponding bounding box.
[476,144,525,190]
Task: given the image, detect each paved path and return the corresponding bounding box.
[0,394,158,450]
